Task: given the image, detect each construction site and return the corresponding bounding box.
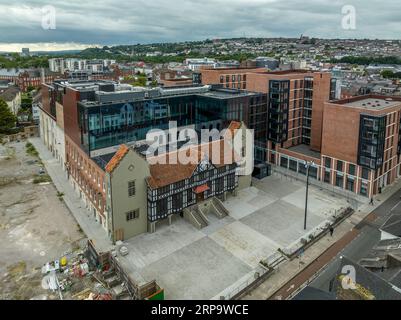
[0,141,163,300]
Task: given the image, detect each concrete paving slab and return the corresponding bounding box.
[124,218,205,269]
[201,214,236,236]
[139,237,252,300]
[282,187,348,218]
[240,200,327,248]
[209,221,280,268]
[224,187,277,220]
[253,176,303,198]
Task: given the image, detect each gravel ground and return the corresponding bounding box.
[0,141,86,300]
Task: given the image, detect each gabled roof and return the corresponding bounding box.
[105,144,129,173]
[0,86,20,101]
[146,139,240,189]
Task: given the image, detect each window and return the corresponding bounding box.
[126,209,139,221]
[289,159,298,172]
[362,168,370,180]
[346,178,355,192]
[325,157,332,169]
[280,156,288,168]
[360,182,368,197]
[324,171,331,183]
[172,193,183,210]
[337,161,343,172]
[128,180,136,197]
[220,76,224,83]
[336,174,344,188]
[349,164,356,176]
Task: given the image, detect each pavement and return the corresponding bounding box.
[119,175,349,300]
[240,176,401,300]
[307,181,401,296]
[29,138,113,253]
[29,136,395,300]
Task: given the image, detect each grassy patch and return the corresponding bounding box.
[3,146,16,160]
[26,142,39,157]
[33,174,52,184]
[0,176,17,187]
[7,261,27,278]
[57,191,65,201]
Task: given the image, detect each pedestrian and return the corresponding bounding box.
[370,197,374,205]
[330,227,334,237]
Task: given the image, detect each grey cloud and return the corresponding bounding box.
[0,0,400,46]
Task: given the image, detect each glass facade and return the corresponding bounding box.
[302,77,314,145]
[79,91,267,153]
[268,80,290,143]
[358,114,386,170]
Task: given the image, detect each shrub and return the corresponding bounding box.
[33,174,52,184]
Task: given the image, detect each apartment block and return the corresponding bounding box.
[275,95,401,198]
[321,96,401,197]
[200,68,336,162]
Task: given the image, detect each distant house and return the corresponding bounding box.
[0,68,61,92]
[0,86,21,115]
[31,92,42,124]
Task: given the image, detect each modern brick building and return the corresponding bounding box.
[0,68,61,92]
[39,79,256,240]
[200,67,401,198]
[274,95,401,198]
[199,67,337,162]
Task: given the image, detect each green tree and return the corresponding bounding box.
[381,70,395,79]
[0,98,17,133]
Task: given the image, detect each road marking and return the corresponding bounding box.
[390,200,401,212]
[286,285,295,292]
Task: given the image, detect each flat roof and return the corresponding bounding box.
[344,98,401,110]
[199,88,258,99]
[287,144,321,160]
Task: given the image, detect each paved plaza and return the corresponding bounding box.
[31,137,353,300]
[121,175,350,300]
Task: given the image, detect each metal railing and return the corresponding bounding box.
[273,166,365,210]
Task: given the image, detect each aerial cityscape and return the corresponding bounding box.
[1,0,401,309]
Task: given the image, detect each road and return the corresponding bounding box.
[289,187,401,298]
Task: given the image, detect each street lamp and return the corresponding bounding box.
[304,161,315,230]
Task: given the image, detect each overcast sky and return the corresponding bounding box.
[0,0,400,51]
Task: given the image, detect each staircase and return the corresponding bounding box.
[183,197,229,229]
[210,197,229,218]
[184,206,209,229]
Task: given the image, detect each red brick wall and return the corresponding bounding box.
[321,102,361,163]
[65,136,106,218]
[63,87,82,147]
[310,72,332,152]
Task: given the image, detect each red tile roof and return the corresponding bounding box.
[105,144,129,173]
[146,139,240,189]
[194,184,210,194]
